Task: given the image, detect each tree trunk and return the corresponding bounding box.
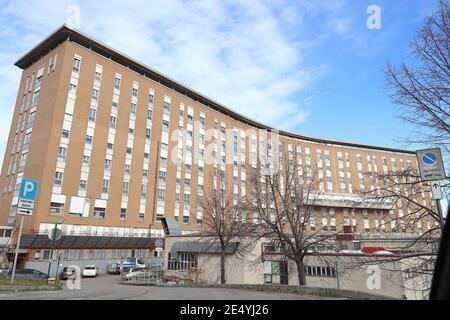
[296,259,306,286]
[220,248,226,284]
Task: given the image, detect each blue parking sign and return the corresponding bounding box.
[19,179,38,201]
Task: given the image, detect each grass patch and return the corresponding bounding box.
[0,275,58,288]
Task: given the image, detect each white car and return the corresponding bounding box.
[81,265,98,278]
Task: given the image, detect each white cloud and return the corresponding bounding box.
[0,0,334,169]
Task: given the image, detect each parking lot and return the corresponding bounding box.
[0,274,333,300]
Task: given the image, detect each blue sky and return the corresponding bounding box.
[0,0,442,170]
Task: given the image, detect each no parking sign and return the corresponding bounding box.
[154,238,164,251]
[416,148,446,181]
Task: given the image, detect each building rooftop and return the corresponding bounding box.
[15,24,416,156]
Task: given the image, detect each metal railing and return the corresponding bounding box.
[120,270,161,285]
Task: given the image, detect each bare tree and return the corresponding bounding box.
[248,146,342,285]
[386,0,450,160]
[353,166,442,294]
[381,1,450,296]
[200,174,255,284]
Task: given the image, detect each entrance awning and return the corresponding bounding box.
[18,234,158,249]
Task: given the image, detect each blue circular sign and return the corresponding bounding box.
[155,239,163,247]
[422,152,437,165]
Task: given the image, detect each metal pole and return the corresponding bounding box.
[10,215,25,285]
[335,262,340,289]
[55,253,62,286]
[46,223,58,284]
[436,199,445,232]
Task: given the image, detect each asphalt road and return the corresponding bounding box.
[0,274,335,300]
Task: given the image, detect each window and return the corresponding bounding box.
[114,77,121,90]
[28,112,36,125]
[54,172,63,186]
[159,171,166,182]
[132,88,138,97]
[89,108,96,122]
[147,109,152,120]
[102,179,109,193]
[128,128,134,135]
[82,155,90,166]
[158,188,165,201]
[73,57,81,72]
[110,116,116,129]
[49,202,64,216]
[126,147,132,155]
[200,117,205,129]
[162,120,169,130]
[183,216,190,224]
[183,194,190,205]
[163,102,171,113]
[130,103,136,114]
[19,153,28,167]
[141,184,147,198]
[107,143,114,150]
[94,207,106,219]
[142,169,148,177]
[69,83,77,94]
[94,72,102,82]
[85,135,93,145]
[144,152,150,160]
[124,164,131,175]
[91,89,99,101]
[187,115,193,125]
[120,208,127,220]
[24,132,32,145]
[145,128,151,140]
[122,182,129,195]
[148,93,154,104]
[58,147,67,162]
[79,180,87,191]
[62,129,70,139]
[112,102,119,109]
[104,159,112,171]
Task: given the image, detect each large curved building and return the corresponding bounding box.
[0,25,434,267]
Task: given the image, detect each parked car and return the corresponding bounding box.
[59,265,79,280]
[107,262,121,274]
[121,267,150,279]
[81,265,98,278]
[7,269,49,279]
[120,257,145,273]
[0,268,9,276]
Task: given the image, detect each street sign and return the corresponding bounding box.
[18,179,38,211]
[416,148,447,181]
[18,208,32,216]
[48,228,62,241]
[154,238,164,251]
[18,199,34,210]
[19,179,38,200]
[431,182,443,200]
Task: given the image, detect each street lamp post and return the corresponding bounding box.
[46,219,64,284]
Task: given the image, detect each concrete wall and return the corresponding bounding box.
[164,236,410,299]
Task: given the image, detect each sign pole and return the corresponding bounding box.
[46,223,58,284]
[10,215,24,285]
[436,199,445,232]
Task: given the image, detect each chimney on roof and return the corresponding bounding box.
[336,225,355,250]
